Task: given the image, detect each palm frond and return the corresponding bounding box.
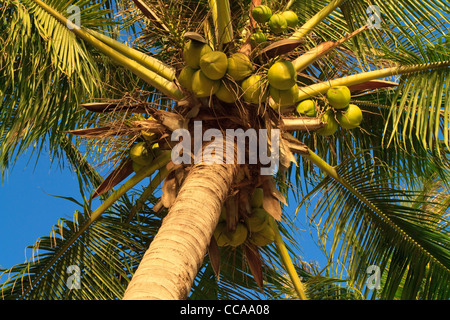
[302,154,450,299]
[383,62,450,152]
[0,0,119,177]
[337,0,450,152]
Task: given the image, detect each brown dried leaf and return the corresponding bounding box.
[257,38,304,61]
[174,166,188,187]
[153,200,164,213]
[225,195,239,231]
[208,235,221,278]
[261,179,283,221]
[80,102,118,113]
[238,188,252,217]
[281,132,308,155]
[80,102,148,113]
[244,244,263,291]
[279,137,297,170]
[131,120,166,132]
[65,126,132,138]
[131,0,170,32]
[348,80,398,92]
[267,177,287,206]
[92,159,134,198]
[184,31,207,44]
[152,109,185,132]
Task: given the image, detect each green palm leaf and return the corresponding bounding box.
[302,154,450,299]
[0,0,118,176]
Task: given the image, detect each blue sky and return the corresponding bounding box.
[0,151,81,271]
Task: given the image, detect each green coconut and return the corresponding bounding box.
[296,99,317,117]
[214,222,231,246]
[252,5,272,23]
[270,84,300,108]
[129,142,154,166]
[337,104,363,129]
[177,66,196,91]
[215,80,239,103]
[245,208,268,233]
[317,110,338,136]
[267,60,296,90]
[250,32,267,46]
[132,161,143,173]
[182,40,212,69]
[281,10,298,27]
[229,223,249,247]
[191,69,220,98]
[141,126,156,143]
[268,13,288,34]
[199,51,228,80]
[226,52,254,82]
[326,86,351,109]
[249,219,275,247]
[250,188,264,208]
[241,74,267,104]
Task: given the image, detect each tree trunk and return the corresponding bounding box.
[123,162,237,299]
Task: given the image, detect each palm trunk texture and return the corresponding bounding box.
[123,161,238,299]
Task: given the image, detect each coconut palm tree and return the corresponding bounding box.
[1,0,449,300]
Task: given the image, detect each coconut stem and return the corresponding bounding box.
[297,61,450,101]
[86,28,176,81]
[88,151,172,223]
[208,0,233,50]
[304,149,339,180]
[293,25,369,73]
[285,0,295,10]
[282,117,324,131]
[216,0,234,48]
[290,0,346,40]
[130,0,170,32]
[272,220,308,300]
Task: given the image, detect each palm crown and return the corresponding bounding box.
[1,0,449,300]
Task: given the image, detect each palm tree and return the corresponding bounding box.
[1,0,449,300]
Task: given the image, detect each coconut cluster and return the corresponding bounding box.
[178,39,303,110]
[251,4,299,37]
[296,85,363,136]
[126,115,163,172]
[178,40,255,103]
[213,188,276,248]
[177,12,362,137]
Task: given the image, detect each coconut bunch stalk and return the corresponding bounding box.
[31,0,183,101]
[209,0,234,49]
